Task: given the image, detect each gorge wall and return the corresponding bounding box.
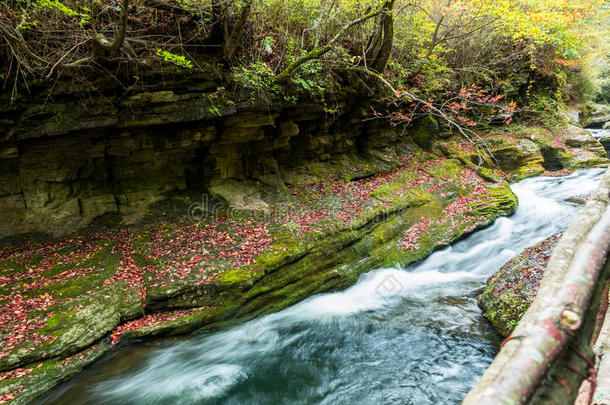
[1,77,607,241]
[0,77,421,239]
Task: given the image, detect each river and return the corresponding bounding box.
[40,168,606,405]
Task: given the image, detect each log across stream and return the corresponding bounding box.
[39,169,605,405]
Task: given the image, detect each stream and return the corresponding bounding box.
[40,168,606,405]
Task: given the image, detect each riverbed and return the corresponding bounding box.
[39,169,606,405]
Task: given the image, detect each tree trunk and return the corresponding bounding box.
[91,0,129,61]
[365,0,394,72]
[369,0,394,72]
[223,0,254,62]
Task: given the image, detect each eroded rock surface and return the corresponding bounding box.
[478,233,562,337]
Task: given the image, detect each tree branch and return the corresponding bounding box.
[273,7,382,84]
[94,0,129,54]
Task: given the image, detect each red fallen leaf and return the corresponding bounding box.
[401,217,434,251]
[0,368,32,382]
[0,385,24,403]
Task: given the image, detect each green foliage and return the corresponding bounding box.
[16,14,38,30]
[290,60,326,94]
[33,0,91,26]
[35,0,79,16]
[156,49,194,69]
[230,62,279,101]
[206,87,235,116]
[1,0,606,109]
[596,63,610,104]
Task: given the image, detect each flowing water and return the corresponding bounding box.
[588,128,610,158]
[40,169,606,405]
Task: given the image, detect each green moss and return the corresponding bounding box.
[371,200,445,267]
[28,244,120,300]
[0,259,27,277]
[478,234,561,336]
[480,292,529,337]
[0,341,111,405]
[216,267,263,287]
[409,116,439,150]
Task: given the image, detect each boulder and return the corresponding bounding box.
[209,179,269,216]
[596,133,610,154]
[478,233,561,337]
[409,116,440,149]
[490,139,544,174]
[564,125,605,149]
[579,103,610,128]
[564,193,590,205]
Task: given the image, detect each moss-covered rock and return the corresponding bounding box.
[579,103,610,128]
[477,233,562,337]
[0,342,110,405]
[490,139,545,175]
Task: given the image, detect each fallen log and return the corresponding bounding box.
[464,168,610,405]
[591,286,610,405]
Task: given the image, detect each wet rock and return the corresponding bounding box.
[531,125,608,171]
[478,233,561,337]
[579,103,610,128]
[0,294,121,372]
[565,193,590,205]
[595,133,610,154]
[564,125,605,149]
[490,139,545,176]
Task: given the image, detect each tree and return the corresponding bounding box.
[364,0,394,72]
[223,0,254,62]
[273,4,385,84]
[90,0,129,63]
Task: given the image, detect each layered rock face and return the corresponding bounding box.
[0,84,401,238]
[1,85,607,240]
